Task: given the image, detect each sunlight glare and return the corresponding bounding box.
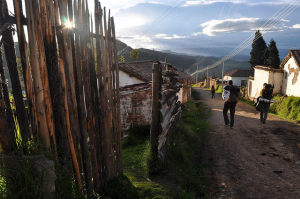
[66,21,73,28]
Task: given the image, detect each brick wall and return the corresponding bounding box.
[120,83,152,131]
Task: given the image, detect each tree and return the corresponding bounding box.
[120,55,125,63]
[267,39,280,69]
[249,30,268,68]
[129,49,139,61]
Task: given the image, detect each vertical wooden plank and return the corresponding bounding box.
[80,0,100,193]
[94,1,105,185]
[0,80,14,154]
[111,17,123,174]
[55,0,83,194]
[13,0,35,138]
[150,62,162,168]
[0,47,16,152]
[99,4,109,182]
[0,47,16,144]
[103,7,114,181]
[32,0,56,151]
[0,0,31,142]
[24,0,50,147]
[41,0,70,159]
[73,0,94,196]
[89,13,103,191]
[108,15,117,177]
[67,0,85,186]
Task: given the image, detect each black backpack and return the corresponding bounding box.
[228,86,238,103]
[262,84,273,100]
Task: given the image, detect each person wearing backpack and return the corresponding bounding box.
[223,80,240,128]
[259,83,274,124]
[211,85,215,98]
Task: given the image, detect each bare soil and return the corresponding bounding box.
[195,88,300,199]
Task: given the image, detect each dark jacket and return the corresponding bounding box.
[224,85,240,104]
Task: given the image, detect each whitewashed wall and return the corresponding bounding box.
[268,72,283,94]
[282,58,300,97]
[223,76,249,87]
[119,70,145,87]
[248,68,283,99]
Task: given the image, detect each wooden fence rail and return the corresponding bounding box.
[0,0,122,197]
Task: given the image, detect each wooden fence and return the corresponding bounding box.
[0,0,122,197]
[151,62,182,163]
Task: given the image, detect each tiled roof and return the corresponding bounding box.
[119,60,195,84]
[224,69,254,77]
[281,50,300,69]
[254,65,283,73]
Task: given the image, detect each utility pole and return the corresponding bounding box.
[222,60,224,92]
[196,64,198,84]
[206,66,208,88]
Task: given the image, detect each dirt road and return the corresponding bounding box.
[195,88,300,199]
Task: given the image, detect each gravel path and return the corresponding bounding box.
[195,88,300,199]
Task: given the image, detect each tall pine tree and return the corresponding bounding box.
[249,30,269,68]
[267,39,280,69]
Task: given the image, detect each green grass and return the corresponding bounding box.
[215,84,223,93]
[120,101,213,199]
[269,95,300,123]
[238,96,255,107]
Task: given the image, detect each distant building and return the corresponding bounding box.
[248,66,283,100]
[247,49,300,100]
[223,69,254,87]
[280,49,300,97]
[118,60,194,131]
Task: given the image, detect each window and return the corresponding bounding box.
[241,80,247,87]
[285,71,287,79]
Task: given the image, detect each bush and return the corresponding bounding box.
[270,96,300,122]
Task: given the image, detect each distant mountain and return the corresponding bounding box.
[116,40,251,78]
[168,47,290,62]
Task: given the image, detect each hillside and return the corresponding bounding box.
[116,40,251,77]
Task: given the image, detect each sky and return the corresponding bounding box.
[6,0,300,56]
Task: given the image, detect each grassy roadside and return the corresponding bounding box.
[238,95,300,124]
[116,98,213,198]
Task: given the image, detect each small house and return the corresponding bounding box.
[223,69,254,87]
[280,49,300,97]
[248,66,283,100]
[119,60,194,131]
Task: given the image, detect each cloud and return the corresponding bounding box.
[292,24,300,28]
[200,18,288,36]
[182,0,291,7]
[155,34,186,39]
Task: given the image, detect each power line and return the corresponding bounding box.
[187,0,229,72]
[188,0,294,73]
[191,0,300,76]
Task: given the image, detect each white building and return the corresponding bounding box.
[280,50,300,97]
[248,66,283,100]
[223,70,254,87]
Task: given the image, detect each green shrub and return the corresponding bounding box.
[270,96,300,122]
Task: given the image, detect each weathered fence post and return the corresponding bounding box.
[111,16,123,175]
[0,46,16,146]
[150,62,162,171]
[0,0,31,142]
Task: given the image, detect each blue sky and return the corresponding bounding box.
[99,0,300,53]
[6,0,300,54]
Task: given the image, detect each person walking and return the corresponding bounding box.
[259,83,274,124]
[211,85,215,98]
[223,80,240,128]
